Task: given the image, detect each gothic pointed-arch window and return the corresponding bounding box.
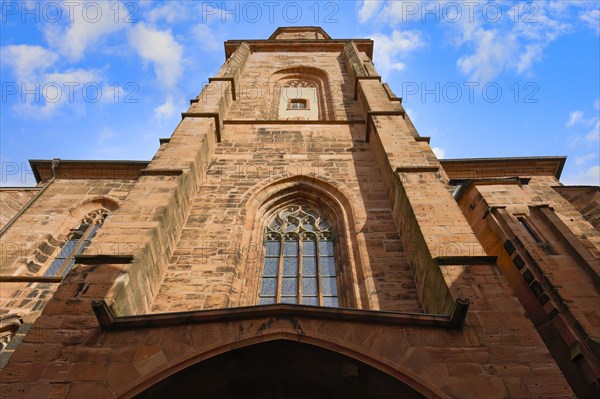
[43,209,108,277]
[259,205,339,307]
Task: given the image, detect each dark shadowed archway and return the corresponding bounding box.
[133,340,426,399]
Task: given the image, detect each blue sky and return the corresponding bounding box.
[1,0,598,186]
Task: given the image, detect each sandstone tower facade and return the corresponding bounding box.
[1,27,599,398]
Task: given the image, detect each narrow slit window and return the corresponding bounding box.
[517,217,542,243]
[259,206,339,307]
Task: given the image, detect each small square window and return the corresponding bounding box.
[289,99,307,109]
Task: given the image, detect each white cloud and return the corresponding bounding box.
[144,2,227,27]
[563,165,600,186]
[579,9,600,35]
[377,1,424,25]
[128,24,183,88]
[432,147,446,159]
[1,45,58,82]
[44,1,129,61]
[371,30,425,77]
[191,24,222,52]
[451,1,573,81]
[153,96,178,122]
[455,2,572,81]
[357,1,596,81]
[517,43,544,74]
[357,0,385,23]
[456,29,518,82]
[98,127,117,145]
[147,1,190,24]
[17,68,103,117]
[585,120,600,142]
[566,106,599,145]
[567,111,584,127]
[574,152,598,165]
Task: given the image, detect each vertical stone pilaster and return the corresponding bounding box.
[348,47,486,313]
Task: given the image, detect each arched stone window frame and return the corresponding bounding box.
[235,177,367,309]
[26,197,120,277]
[270,67,336,121]
[42,208,109,277]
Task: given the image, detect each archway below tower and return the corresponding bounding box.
[133,340,426,399]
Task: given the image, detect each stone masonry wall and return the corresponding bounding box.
[0,32,586,399]
[456,176,600,397]
[150,123,422,313]
[0,179,138,321]
[554,186,600,231]
[225,51,362,121]
[0,189,39,229]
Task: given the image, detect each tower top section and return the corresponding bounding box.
[268,26,331,40]
[224,26,373,59]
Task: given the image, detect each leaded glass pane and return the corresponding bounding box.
[302,278,318,295]
[321,257,336,276]
[265,241,280,257]
[302,241,316,256]
[61,259,76,277]
[319,241,334,256]
[263,258,279,277]
[323,297,339,307]
[281,296,298,304]
[57,240,78,258]
[322,277,338,296]
[281,278,298,296]
[260,278,277,296]
[317,219,331,230]
[302,257,317,276]
[87,223,100,238]
[44,258,64,277]
[283,257,298,276]
[259,297,276,305]
[283,241,298,256]
[302,297,319,306]
[285,222,298,232]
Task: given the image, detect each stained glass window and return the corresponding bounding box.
[259,206,339,307]
[44,209,108,277]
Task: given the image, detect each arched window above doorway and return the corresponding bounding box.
[259,205,339,307]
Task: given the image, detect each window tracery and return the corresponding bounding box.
[259,206,339,307]
[283,80,316,88]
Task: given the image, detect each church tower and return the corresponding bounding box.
[1,27,598,398]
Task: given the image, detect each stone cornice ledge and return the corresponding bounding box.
[92,299,470,331]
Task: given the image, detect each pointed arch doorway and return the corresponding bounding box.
[133,340,426,399]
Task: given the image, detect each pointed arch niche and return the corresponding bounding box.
[25,197,120,276]
[236,176,367,309]
[269,67,336,121]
